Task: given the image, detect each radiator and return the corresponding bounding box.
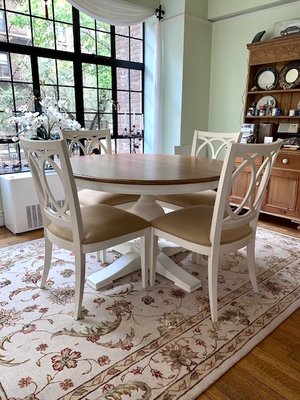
[0,171,64,234]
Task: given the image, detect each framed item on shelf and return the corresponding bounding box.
[279,61,300,89]
[254,66,278,90]
[274,18,300,38]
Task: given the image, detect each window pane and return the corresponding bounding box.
[14,82,33,111]
[59,86,75,112]
[130,39,143,62]
[98,65,111,89]
[0,52,10,79]
[41,85,58,100]
[131,92,142,114]
[6,0,29,14]
[7,12,32,45]
[53,0,72,23]
[117,68,129,90]
[96,31,111,57]
[130,24,142,39]
[80,12,94,29]
[98,89,112,112]
[116,35,129,60]
[115,26,128,36]
[118,112,129,135]
[33,17,54,49]
[82,63,97,87]
[0,10,7,42]
[80,28,96,54]
[38,57,56,85]
[117,91,129,113]
[96,21,110,32]
[100,113,112,130]
[11,53,31,82]
[83,88,97,112]
[130,70,142,91]
[0,82,13,110]
[31,0,53,19]
[55,22,74,52]
[57,60,74,86]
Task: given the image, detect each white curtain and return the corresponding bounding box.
[66,0,162,153]
[66,0,155,26]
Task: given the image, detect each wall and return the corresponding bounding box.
[181,0,212,145]
[208,1,300,132]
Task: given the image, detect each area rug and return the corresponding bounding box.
[0,227,299,400]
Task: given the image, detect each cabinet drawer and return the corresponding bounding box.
[274,152,300,171]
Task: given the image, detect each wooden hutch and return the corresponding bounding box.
[231,34,300,228]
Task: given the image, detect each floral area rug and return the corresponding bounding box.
[0,227,299,400]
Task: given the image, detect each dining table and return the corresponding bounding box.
[70,153,223,292]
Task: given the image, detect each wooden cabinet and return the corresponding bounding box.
[262,149,300,222]
[244,35,300,128]
[232,35,300,228]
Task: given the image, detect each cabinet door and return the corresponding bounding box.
[262,169,300,219]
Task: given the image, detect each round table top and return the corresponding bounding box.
[70,153,223,186]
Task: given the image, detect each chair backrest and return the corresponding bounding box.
[191,130,243,159]
[20,137,84,244]
[61,129,112,156]
[210,140,282,245]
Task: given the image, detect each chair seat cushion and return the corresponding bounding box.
[78,189,139,206]
[151,205,252,246]
[48,204,150,244]
[156,190,217,207]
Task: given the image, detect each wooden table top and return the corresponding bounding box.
[70,153,223,186]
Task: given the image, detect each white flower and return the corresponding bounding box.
[6,96,81,140]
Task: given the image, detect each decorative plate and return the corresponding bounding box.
[254,66,278,90]
[257,95,276,109]
[279,61,300,89]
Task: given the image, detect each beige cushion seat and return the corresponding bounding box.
[78,189,139,207]
[48,204,150,244]
[151,205,252,246]
[156,190,217,208]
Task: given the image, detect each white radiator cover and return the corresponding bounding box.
[0,171,64,234]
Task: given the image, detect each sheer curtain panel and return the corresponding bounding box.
[66,0,155,25]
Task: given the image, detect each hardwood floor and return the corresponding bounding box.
[0,214,299,399]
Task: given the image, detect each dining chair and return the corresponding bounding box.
[61,129,139,208]
[62,129,140,262]
[156,130,243,210]
[20,137,151,320]
[150,140,282,322]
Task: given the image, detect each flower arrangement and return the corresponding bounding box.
[6,96,81,141]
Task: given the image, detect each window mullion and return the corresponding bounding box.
[72,7,84,127]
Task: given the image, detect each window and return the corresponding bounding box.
[0,0,144,174]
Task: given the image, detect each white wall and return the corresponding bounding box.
[208,1,300,132]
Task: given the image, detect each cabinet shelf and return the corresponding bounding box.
[245,116,300,119]
[247,89,300,95]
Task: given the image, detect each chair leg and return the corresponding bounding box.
[97,250,107,263]
[74,251,86,320]
[246,236,258,293]
[41,236,52,288]
[149,231,158,287]
[207,251,219,322]
[192,251,202,264]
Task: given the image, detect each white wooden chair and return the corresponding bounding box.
[150,140,282,322]
[62,129,140,262]
[156,130,242,210]
[20,137,151,320]
[61,130,139,208]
